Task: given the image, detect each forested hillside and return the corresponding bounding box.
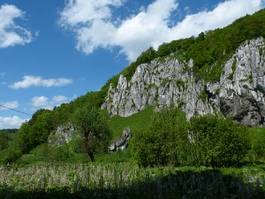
[0,8,264,199]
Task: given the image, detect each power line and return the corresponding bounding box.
[0,104,32,116]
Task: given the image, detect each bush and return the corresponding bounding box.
[0,146,22,164]
[28,144,74,162]
[189,115,250,167]
[132,108,188,167]
[68,135,85,153]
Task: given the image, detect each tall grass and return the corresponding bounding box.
[0,163,264,198]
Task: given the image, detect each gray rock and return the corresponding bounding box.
[102,37,265,127]
[48,123,75,146]
[109,127,132,152]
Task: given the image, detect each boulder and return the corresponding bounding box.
[48,123,75,146]
[109,127,132,152]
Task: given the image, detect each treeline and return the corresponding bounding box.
[0,129,17,134]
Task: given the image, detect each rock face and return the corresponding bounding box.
[48,123,75,146]
[109,128,132,152]
[102,38,265,126]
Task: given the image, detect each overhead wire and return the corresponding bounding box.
[0,104,32,116]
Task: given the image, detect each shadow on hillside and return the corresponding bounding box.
[0,170,264,199]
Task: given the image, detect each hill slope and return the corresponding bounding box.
[101,9,265,127]
[102,38,265,126]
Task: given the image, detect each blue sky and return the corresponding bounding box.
[0,0,264,129]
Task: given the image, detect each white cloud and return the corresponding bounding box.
[60,0,264,61]
[52,95,68,103]
[31,96,48,108]
[10,75,73,89]
[0,116,26,129]
[0,4,32,48]
[0,101,19,110]
[32,95,69,110]
[60,0,124,26]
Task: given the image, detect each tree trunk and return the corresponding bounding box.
[88,150,95,162]
[85,132,95,162]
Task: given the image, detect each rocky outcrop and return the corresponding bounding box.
[48,123,75,146]
[102,38,265,126]
[108,127,132,152]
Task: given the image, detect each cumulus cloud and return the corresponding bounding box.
[0,4,32,48]
[31,96,48,108]
[10,75,73,89]
[0,101,19,110]
[0,116,26,129]
[32,95,69,110]
[60,0,264,61]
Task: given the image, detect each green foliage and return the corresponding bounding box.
[0,133,10,151]
[229,58,237,80]
[130,110,254,168]
[73,105,111,161]
[0,129,17,151]
[176,80,186,90]
[17,109,56,153]
[132,108,188,167]
[198,89,209,102]
[0,129,17,134]
[189,115,250,167]
[0,144,22,164]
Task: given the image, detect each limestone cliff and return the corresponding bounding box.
[102,38,265,126]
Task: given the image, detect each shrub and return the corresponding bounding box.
[68,135,85,153]
[189,115,250,167]
[48,145,73,162]
[0,145,22,164]
[132,108,188,167]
